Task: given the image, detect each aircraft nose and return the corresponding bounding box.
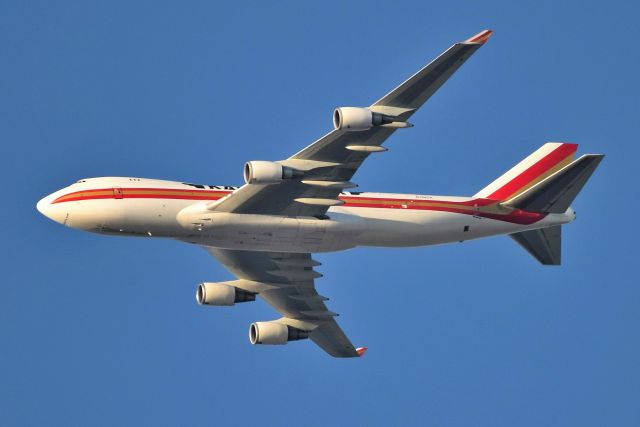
[36,196,49,216]
[36,192,68,225]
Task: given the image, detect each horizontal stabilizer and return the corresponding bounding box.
[510,225,561,265]
[502,154,604,213]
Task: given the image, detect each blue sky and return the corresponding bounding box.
[2,1,638,426]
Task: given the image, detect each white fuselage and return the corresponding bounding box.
[36,177,575,253]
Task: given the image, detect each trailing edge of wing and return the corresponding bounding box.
[204,247,361,358]
[309,321,360,358]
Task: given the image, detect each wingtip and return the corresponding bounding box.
[463,29,493,45]
[356,347,368,357]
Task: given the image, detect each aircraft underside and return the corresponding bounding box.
[36,29,602,358]
[176,205,574,253]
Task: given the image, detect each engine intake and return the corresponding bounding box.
[249,321,309,345]
[196,282,256,306]
[243,161,303,185]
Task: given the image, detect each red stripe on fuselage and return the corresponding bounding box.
[52,187,228,204]
[341,201,545,224]
[51,187,546,225]
[339,196,497,207]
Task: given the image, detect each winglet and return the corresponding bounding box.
[463,29,493,45]
[356,347,368,357]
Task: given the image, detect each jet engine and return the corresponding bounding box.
[249,321,309,345]
[196,282,256,306]
[333,107,412,131]
[243,161,303,185]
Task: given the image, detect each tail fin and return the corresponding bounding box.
[502,154,604,213]
[492,144,604,266]
[474,143,578,200]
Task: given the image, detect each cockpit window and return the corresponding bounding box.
[183,182,205,189]
[183,183,238,190]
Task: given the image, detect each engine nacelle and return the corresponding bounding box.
[196,282,256,306]
[249,321,309,345]
[243,161,303,185]
[333,107,374,131]
[333,107,411,131]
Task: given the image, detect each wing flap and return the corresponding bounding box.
[310,321,360,358]
[205,247,361,357]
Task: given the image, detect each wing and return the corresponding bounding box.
[211,30,493,217]
[205,247,361,357]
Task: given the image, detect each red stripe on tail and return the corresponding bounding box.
[487,143,578,200]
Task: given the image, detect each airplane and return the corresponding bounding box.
[36,30,603,358]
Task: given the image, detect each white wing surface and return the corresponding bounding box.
[205,30,492,357]
[212,30,493,217]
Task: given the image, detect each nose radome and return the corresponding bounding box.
[36,195,51,216]
[36,193,67,225]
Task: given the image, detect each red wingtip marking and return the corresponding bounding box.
[356,347,368,357]
[464,29,493,44]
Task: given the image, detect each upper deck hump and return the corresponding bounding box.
[71,177,236,189]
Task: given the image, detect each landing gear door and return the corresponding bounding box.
[113,187,124,199]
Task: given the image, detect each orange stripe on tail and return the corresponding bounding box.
[475,143,578,201]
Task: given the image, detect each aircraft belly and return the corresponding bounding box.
[347,207,535,247]
[191,212,364,253]
[100,199,189,237]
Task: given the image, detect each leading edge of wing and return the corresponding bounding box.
[371,29,492,114]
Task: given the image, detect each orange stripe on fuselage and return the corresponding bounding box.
[51,187,546,225]
[52,187,228,204]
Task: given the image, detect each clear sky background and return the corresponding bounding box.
[2,1,638,426]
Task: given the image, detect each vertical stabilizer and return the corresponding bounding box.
[475,143,578,200]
